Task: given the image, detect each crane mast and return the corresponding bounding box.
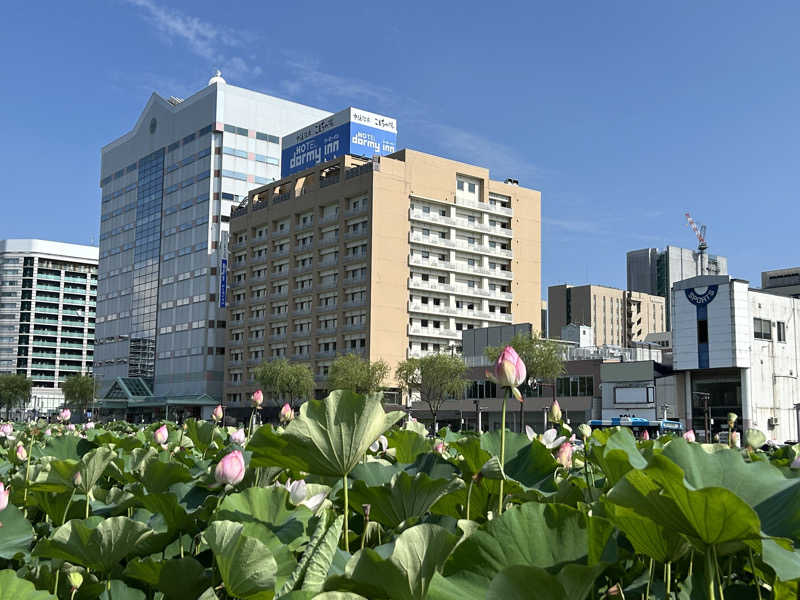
[685,212,708,275]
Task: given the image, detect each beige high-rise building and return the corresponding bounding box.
[223,149,541,406]
[548,284,665,347]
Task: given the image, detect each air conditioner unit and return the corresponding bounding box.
[768,417,780,428]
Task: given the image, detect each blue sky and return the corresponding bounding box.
[1,1,798,295]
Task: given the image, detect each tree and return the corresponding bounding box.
[486,333,565,430]
[395,354,468,430]
[0,374,32,419]
[327,354,390,394]
[62,375,96,415]
[254,359,315,409]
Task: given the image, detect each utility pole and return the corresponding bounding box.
[692,391,711,440]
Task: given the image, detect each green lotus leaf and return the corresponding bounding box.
[589,427,647,486]
[483,564,606,600]
[76,446,116,495]
[88,430,144,452]
[385,429,432,463]
[431,502,590,596]
[347,471,464,529]
[349,461,404,486]
[278,512,344,595]
[28,458,79,493]
[601,501,689,563]
[248,390,404,478]
[325,524,458,600]
[746,429,767,449]
[33,435,93,461]
[98,580,146,600]
[0,570,56,600]
[141,457,194,494]
[124,556,213,600]
[0,503,34,559]
[203,520,279,599]
[184,419,222,453]
[452,436,492,481]
[32,516,162,572]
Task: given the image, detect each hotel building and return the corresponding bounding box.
[223,149,541,406]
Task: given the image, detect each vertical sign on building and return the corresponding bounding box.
[219,259,227,308]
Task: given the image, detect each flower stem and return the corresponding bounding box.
[665,561,671,596]
[342,474,350,553]
[498,391,508,516]
[465,478,474,520]
[61,488,76,525]
[705,548,717,600]
[748,548,762,600]
[583,450,594,502]
[645,557,653,599]
[22,434,34,518]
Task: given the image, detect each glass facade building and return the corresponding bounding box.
[95,74,330,400]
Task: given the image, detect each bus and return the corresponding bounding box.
[588,416,684,438]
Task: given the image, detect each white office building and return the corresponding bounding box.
[672,275,800,442]
[95,72,330,402]
[0,239,98,417]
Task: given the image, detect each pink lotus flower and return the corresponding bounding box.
[642,430,650,441]
[212,404,223,422]
[683,429,696,443]
[252,390,264,408]
[280,403,294,424]
[434,440,447,455]
[154,425,168,445]
[73,472,82,487]
[0,423,12,437]
[15,443,27,462]
[488,346,527,401]
[731,431,741,448]
[67,424,76,432]
[230,428,246,445]
[0,482,9,512]
[84,422,95,430]
[215,450,245,486]
[556,442,573,468]
[44,428,51,436]
[59,409,71,423]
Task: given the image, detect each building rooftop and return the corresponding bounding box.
[0,239,98,261]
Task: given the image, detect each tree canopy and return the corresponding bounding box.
[254,359,315,408]
[327,354,389,394]
[0,374,32,417]
[395,353,468,427]
[62,375,96,413]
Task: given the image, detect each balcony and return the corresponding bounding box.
[316,326,338,334]
[407,277,458,294]
[251,254,269,265]
[318,236,339,248]
[343,322,366,331]
[407,325,459,340]
[269,333,287,341]
[455,195,513,217]
[320,213,340,225]
[343,253,368,264]
[295,242,314,253]
[315,350,337,358]
[318,280,338,290]
[408,302,460,317]
[344,229,368,241]
[344,204,368,217]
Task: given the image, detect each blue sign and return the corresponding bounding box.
[219,259,227,308]
[281,107,397,177]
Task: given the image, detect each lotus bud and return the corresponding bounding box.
[731,431,741,448]
[434,440,446,455]
[727,413,738,427]
[577,423,592,440]
[363,503,371,520]
[549,400,562,424]
[642,429,650,441]
[279,403,294,424]
[285,479,307,504]
[84,422,95,430]
[154,425,168,445]
[59,408,71,423]
[489,346,527,401]
[0,423,11,437]
[683,429,696,443]
[252,390,264,408]
[556,442,573,468]
[67,571,84,590]
[44,428,51,436]
[745,428,766,450]
[15,443,27,462]
[230,428,246,445]
[67,424,75,432]
[73,471,82,487]
[0,482,9,512]
[212,404,223,422]
[215,450,245,486]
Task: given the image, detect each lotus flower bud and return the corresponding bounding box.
[212,404,223,422]
[44,428,51,436]
[556,442,573,468]
[731,431,741,448]
[683,429,696,443]
[154,425,168,445]
[84,422,95,430]
[279,403,294,424]
[549,400,562,424]
[67,571,83,590]
[252,390,264,408]
[727,413,738,427]
[0,423,11,437]
[490,346,527,401]
[215,450,245,486]
[59,409,71,423]
[73,471,82,487]
[745,428,766,450]
[434,440,446,455]
[0,482,9,512]
[642,430,650,441]
[15,443,27,462]
[230,428,246,445]
[67,424,76,432]
[578,423,592,439]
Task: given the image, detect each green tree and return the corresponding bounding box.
[327,354,390,394]
[254,359,315,409]
[62,375,96,415]
[395,354,468,429]
[0,374,32,419]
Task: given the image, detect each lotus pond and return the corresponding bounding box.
[1,391,800,599]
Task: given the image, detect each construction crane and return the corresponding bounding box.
[685,212,708,275]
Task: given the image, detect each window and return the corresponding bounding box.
[777,321,786,342]
[754,318,772,340]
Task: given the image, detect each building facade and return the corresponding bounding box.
[673,275,800,442]
[548,284,666,347]
[95,73,330,401]
[761,267,800,299]
[627,245,728,328]
[223,150,541,406]
[0,239,98,417]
